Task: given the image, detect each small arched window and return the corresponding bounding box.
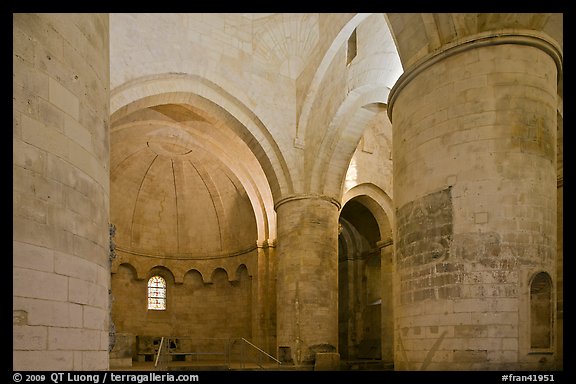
[530,272,552,349]
[347,28,357,66]
[147,276,167,310]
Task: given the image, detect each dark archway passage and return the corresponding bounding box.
[338,199,390,366]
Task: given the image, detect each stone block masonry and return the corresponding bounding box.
[13,13,111,370]
[390,36,558,370]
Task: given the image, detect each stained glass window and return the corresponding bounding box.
[147,276,166,310]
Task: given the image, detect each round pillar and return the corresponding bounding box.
[275,195,340,366]
[13,14,110,370]
[388,33,560,370]
[254,240,276,356]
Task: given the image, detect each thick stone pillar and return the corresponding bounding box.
[275,195,340,366]
[13,14,110,370]
[388,33,560,370]
[555,113,563,370]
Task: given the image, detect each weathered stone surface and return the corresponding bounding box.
[13,13,562,372]
[392,40,558,370]
[314,352,340,371]
[13,13,110,371]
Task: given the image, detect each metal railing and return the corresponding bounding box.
[153,336,281,370]
[237,338,281,369]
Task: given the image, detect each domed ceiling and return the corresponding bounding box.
[110,103,258,259]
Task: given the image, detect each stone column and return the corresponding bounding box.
[267,240,278,356]
[555,113,563,370]
[378,238,394,366]
[388,33,560,370]
[275,195,340,367]
[13,14,110,370]
[254,240,275,355]
[338,243,362,361]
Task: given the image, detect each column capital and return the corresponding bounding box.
[387,29,563,123]
[257,239,277,248]
[377,238,394,249]
[274,193,341,211]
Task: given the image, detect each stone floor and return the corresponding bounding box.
[110,359,391,371]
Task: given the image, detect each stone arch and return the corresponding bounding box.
[342,183,394,239]
[183,269,205,289]
[339,183,395,366]
[113,256,155,281]
[110,73,291,202]
[111,263,138,308]
[315,87,392,198]
[211,267,230,286]
[112,261,138,277]
[234,263,251,282]
[147,265,176,284]
[144,266,175,313]
[296,13,372,145]
[303,13,401,198]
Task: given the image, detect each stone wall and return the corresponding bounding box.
[110,262,253,360]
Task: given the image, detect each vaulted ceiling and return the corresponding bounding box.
[110,103,258,258]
